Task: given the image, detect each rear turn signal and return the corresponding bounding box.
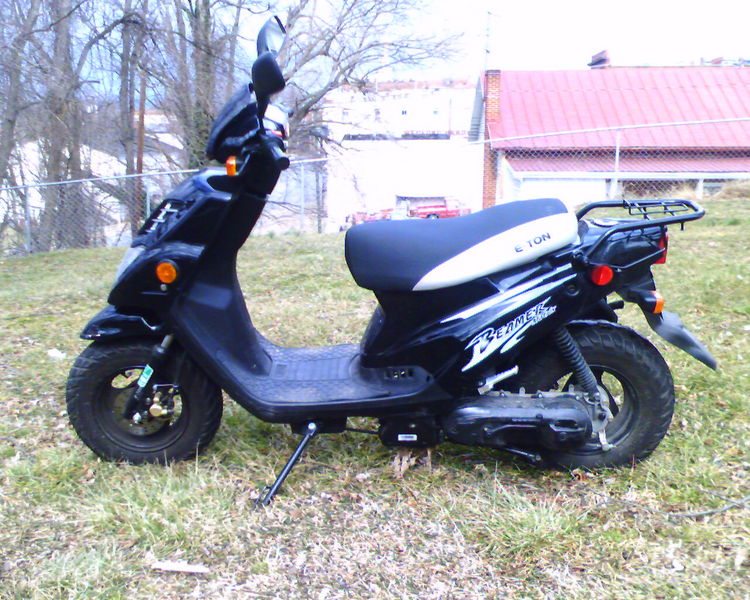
[156,261,178,284]
[590,264,614,286]
[652,291,665,314]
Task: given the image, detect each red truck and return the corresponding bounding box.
[408,203,470,219]
[346,198,469,229]
[346,208,393,227]
[396,196,470,219]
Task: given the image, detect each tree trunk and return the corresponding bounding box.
[38,0,90,250]
[118,0,140,236]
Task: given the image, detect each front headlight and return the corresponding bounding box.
[114,245,144,282]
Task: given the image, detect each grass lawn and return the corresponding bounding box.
[0,198,748,599]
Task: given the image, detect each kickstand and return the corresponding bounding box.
[255,422,319,508]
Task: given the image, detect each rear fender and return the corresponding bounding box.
[579,298,619,323]
[642,309,717,370]
[617,273,717,370]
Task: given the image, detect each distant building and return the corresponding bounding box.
[474,66,750,208]
[325,79,476,140]
[322,80,483,225]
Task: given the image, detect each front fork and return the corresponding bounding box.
[553,327,614,451]
[122,334,175,421]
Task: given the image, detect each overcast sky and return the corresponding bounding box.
[411,0,750,78]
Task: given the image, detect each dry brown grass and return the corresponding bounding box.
[1,199,748,599]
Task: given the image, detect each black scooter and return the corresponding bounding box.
[66,17,716,506]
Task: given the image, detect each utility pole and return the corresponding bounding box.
[484,10,492,76]
[133,0,149,230]
[134,66,147,226]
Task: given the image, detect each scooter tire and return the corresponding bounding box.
[515,323,675,470]
[66,339,222,464]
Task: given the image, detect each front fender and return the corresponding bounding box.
[81,305,166,341]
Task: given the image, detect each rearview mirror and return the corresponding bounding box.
[253,16,287,124]
[256,16,286,56]
[252,52,285,99]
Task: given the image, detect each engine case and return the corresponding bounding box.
[442,392,592,451]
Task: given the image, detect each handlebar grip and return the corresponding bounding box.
[269,143,290,170]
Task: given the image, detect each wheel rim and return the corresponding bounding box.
[558,365,639,454]
[93,364,190,453]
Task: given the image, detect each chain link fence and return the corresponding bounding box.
[486,118,750,207]
[2,118,749,256]
[0,160,329,256]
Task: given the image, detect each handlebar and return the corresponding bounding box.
[228,132,290,177]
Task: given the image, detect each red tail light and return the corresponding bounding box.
[655,232,668,264]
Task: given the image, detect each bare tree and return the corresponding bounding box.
[149,0,262,168]
[0,0,44,185]
[279,0,457,150]
[32,0,139,250]
[0,1,45,251]
[0,0,456,252]
[110,0,150,234]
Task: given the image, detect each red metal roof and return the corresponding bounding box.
[506,153,750,173]
[485,67,750,150]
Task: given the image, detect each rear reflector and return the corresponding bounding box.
[590,265,614,286]
[655,232,668,264]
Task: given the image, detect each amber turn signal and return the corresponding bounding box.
[225,156,237,176]
[156,261,178,284]
[652,291,665,314]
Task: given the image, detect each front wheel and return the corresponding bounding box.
[66,339,223,464]
[515,323,675,469]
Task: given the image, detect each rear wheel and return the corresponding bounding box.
[66,339,222,464]
[515,323,675,469]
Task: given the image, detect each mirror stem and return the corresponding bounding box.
[257,96,268,132]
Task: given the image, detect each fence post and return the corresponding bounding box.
[23,188,32,254]
[696,178,704,199]
[609,128,622,200]
[299,163,306,232]
[144,185,152,220]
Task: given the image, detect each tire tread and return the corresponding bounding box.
[66,339,222,464]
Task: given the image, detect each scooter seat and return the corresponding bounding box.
[345,198,578,291]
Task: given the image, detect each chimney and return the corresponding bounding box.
[588,50,610,69]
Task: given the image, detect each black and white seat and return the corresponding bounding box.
[345,198,578,292]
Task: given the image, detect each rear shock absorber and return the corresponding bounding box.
[553,328,600,402]
[553,327,614,450]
